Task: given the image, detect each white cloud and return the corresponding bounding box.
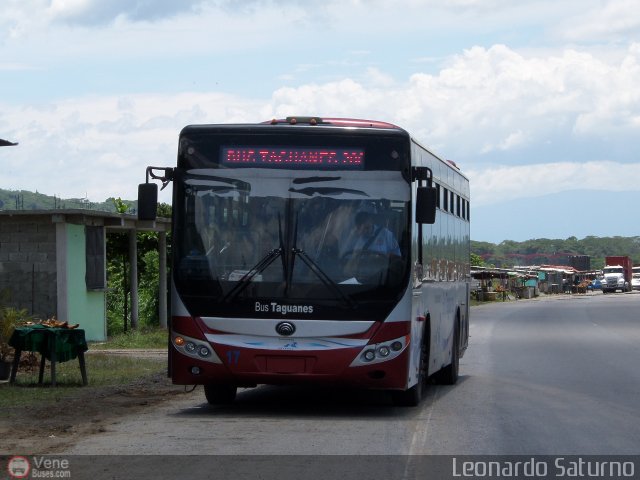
[4,40,640,204]
[45,0,206,25]
[0,92,266,202]
[268,43,640,161]
[467,161,640,207]
[0,1,308,65]
[481,130,528,153]
[557,0,640,42]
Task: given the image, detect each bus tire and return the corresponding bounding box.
[204,384,237,405]
[435,318,459,385]
[392,335,428,407]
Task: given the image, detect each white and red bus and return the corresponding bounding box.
[138,116,470,406]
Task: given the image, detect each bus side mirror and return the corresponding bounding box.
[416,186,437,224]
[138,183,158,221]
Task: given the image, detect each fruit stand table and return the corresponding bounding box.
[9,325,88,386]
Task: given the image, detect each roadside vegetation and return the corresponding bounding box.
[106,201,171,336]
[472,236,640,269]
[90,327,167,349]
[0,327,169,410]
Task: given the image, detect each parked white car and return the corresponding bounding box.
[632,274,640,291]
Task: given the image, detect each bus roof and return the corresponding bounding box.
[263,116,403,130]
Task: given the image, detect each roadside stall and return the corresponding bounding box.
[9,320,88,386]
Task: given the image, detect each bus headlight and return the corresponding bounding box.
[172,333,222,364]
[350,335,409,367]
[377,346,390,357]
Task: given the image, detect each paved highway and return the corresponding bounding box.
[66,292,640,456]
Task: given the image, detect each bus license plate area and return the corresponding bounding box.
[255,356,316,374]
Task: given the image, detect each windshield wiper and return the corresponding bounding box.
[223,213,289,303]
[293,247,356,309]
[289,207,356,309]
[223,201,356,309]
[222,247,282,303]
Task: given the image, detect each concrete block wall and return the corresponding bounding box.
[0,216,57,320]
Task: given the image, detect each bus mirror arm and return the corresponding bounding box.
[146,166,174,190]
[138,166,174,221]
[416,186,437,224]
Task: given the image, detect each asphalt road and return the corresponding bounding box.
[65,292,640,457]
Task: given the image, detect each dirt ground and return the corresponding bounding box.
[1,351,198,455]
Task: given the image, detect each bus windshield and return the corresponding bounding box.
[174,167,410,320]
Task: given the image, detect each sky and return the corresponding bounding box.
[1,0,640,243]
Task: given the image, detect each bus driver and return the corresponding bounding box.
[346,211,401,257]
[341,210,401,281]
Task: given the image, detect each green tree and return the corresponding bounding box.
[105,202,172,335]
[472,236,640,270]
[470,252,484,267]
[138,250,160,328]
[112,197,129,214]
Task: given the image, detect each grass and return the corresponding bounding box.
[0,354,166,408]
[90,327,168,349]
[0,328,168,409]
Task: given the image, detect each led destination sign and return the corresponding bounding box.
[222,146,364,169]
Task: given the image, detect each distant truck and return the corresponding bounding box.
[632,266,640,291]
[601,256,633,293]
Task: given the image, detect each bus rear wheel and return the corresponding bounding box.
[204,384,237,405]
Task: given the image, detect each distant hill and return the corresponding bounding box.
[0,188,136,213]
[472,236,640,270]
